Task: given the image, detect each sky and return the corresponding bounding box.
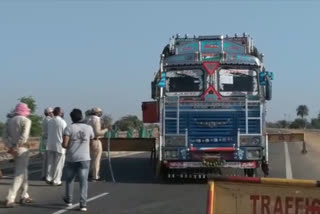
[0,0,319,123]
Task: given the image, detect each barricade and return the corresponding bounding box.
[268,133,304,143]
[100,137,157,182]
[100,138,156,160]
[207,176,320,214]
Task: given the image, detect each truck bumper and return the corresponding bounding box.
[164,161,258,169]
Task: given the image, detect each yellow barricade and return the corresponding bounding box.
[207,176,320,214]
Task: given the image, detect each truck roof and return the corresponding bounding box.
[162,33,263,67]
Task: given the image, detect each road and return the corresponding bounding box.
[0,141,320,214]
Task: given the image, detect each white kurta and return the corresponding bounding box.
[46,116,67,184]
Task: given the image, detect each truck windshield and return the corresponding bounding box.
[165,69,203,96]
[218,69,258,96]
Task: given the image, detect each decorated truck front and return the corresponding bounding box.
[143,34,273,178]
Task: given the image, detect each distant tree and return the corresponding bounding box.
[277,120,289,128]
[19,96,42,136]
[289,118,308,129]
[311,118,320,129]
[113,115,143,131]
[296,105,309,119]
[19,96,36,113]
[266,121,279,128]
[101,114,113,130]
[0,121,4,136]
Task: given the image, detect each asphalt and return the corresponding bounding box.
[0,141,319,214]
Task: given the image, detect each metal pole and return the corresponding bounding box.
[107,135,115,183]
[159,54,165,162]
[301,141,307,154]
[245,96,248,134]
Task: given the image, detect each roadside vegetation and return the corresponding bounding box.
[0,96,157,138]
[2,99,317,138]
[267,104,320,129]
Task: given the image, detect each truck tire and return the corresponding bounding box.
[244,169,255,177]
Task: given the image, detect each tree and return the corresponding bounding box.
[19,96,36,113]
[311,118,320,129]
[296,105,309,119]
[113,115,143,131]
[277,120,289,128]
[19,96,42,136]
[0,121,4,136]
[101,114,113,129]
[289,118,308,129]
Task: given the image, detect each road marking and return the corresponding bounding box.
[52,192,109,214]
[284,141,293,179]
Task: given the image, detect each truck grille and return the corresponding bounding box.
[165,103,261,147]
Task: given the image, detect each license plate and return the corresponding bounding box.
[202,158,224,167]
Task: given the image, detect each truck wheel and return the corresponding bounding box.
[244,169,255,177]
[158,164,169,183]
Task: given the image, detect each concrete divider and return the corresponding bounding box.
[207,176,320,214]
[0,137,40,152]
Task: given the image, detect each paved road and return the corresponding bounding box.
[0,141,319,214]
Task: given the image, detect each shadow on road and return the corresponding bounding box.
[101,157,158,184]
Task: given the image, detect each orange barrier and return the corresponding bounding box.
[207,176,320,214]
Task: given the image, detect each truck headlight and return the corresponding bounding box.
[246,150,261,160]
[240,136,261,146]
[165,150,178,159]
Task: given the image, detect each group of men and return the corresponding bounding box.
[2,103,108,212]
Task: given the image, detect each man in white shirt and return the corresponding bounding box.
[3,103,33,208]
[46,107,67,186]
[41,107,53,180]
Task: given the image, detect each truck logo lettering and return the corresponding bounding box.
[195,119,231,128]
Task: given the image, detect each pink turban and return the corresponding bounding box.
[14,103,31,117]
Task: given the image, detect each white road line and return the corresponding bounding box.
[52,192,109,214]
[284,141,293,179]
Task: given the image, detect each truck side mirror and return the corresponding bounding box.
[259,71,274,85]
[265,76,272,101]
[259,71,273,100]
[151,81,156,99]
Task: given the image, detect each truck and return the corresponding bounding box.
[142,33,273,179]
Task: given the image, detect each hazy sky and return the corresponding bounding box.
[0,0,319,123]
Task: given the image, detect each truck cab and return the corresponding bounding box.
[143,33,273,179]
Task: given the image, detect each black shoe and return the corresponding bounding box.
[45,180,53,185]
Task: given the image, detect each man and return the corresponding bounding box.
[86,107,108,181]
[62,109,94,212]
[46,107,67,186]
[40,107,53,180]
[3,103,33,208]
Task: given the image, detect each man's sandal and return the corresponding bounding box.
[20,197,33,204]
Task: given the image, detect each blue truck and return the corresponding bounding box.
[142,33,273,179]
